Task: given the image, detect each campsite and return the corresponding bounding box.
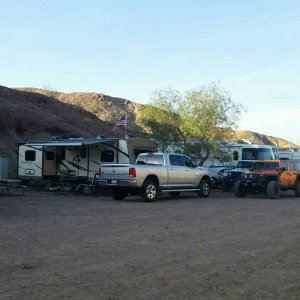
[1,189,300,299]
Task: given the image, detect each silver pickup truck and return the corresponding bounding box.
[99,152,213,202]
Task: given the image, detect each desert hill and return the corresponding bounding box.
[17,87,300,149]
[0,85,298,177]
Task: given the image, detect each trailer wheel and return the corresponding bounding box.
[266,181,280,199]
[234,180,246,198]
[111,188,128,200]
[197,178,210,198]
[141,180,158,202]
[294,182,300,197]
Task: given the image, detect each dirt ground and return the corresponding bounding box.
[1,189,300,300]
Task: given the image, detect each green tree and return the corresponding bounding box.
[140,83,245,165]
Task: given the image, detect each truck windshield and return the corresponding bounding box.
[251,161,279,171]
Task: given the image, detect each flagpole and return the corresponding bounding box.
[124,114,127,138]
[124,100,128,139]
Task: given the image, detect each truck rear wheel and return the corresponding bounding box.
[234,180,246,198]
[141,180,158,202]
[197,178,210,198]
[294,182,300,197]
[266,181,280,199]
[112,188,128,200]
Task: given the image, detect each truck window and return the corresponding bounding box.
[134,149,154,159]
[281,161,287,171]
[146,154,163,165]
[288,161,295,171]
[170,155,183,166]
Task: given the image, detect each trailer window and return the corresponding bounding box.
[25,150,36,161]
[101,150,114,162]
[233,151,239,161]
[60,147,66,160]
[45,151,55,160]
[81,146,87,158]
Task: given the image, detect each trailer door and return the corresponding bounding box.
[18,146,43,179]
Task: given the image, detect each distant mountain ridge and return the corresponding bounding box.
[0,86,298,176]
[16,87,300,149]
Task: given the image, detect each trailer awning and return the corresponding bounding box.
[24,139,115,147]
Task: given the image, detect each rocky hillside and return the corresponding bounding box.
[17,87,144,131]
[0,86,298,177]
[0,86,144,176]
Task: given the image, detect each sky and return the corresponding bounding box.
[1,0,300,145]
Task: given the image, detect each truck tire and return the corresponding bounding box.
[197,178,210,198]
[141,180,158,202]
[266,181,280,199]
[234,180,246,198]
[222,182,231,192]
[112,188,128,200]
[294,182,300,197]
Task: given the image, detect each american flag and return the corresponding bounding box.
[114,115,127,128]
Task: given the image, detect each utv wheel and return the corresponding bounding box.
[198,179,210,198]
[222,182,231,192]
[294,182,300,197]
[266,181,280,199]
[234,180,246,198]
[169,191,180,197]
[112,188,128,200]
[141,180,158,202]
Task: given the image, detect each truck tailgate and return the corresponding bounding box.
[100,164,130,180]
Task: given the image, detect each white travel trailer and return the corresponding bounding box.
[203,143,279,167]
[278,149,300,160]
[18,137,157,181]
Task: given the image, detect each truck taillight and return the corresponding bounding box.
[129,167,136,177]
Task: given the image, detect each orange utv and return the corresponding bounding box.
[234,160,300,199]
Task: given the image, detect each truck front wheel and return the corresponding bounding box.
[234,180,246,198]
[266,181,280,199]
[141,180,158,202]
[198,179,210,198]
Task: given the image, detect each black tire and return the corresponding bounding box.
[197,178,210,198]
[141,180,158,202]
[234,180,246,198]
[294,182,300,197]
[222,182,231,192]
[111,188,128,200]
[266,181,280,199]
[169,191,180,197]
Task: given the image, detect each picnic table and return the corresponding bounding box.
[0,179,26,195]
